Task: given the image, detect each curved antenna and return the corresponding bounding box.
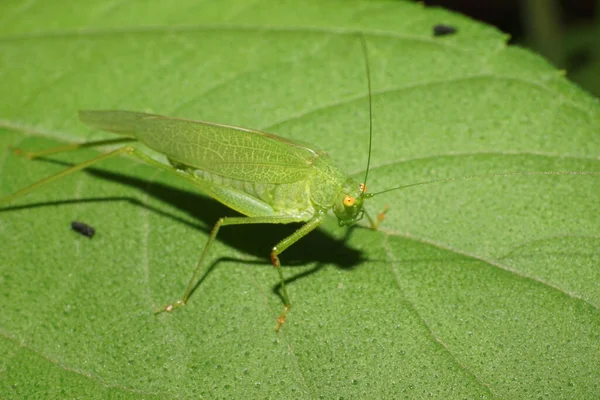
[359,34,373,193]
[367,171,600,197]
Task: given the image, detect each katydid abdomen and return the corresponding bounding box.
[189,168,316,219]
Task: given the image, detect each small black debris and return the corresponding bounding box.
[71,221,95,238]
[433,24,457,37]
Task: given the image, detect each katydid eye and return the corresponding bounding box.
[343,195,355,207]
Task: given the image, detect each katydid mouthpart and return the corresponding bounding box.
[1,38,597,332]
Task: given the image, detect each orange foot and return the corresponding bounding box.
[275,305,291,332]
[154,300,185,314]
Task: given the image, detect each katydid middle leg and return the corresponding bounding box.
[270,213,326,330]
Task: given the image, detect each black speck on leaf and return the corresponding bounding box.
[433,24,458,37]
[71,221,95,238]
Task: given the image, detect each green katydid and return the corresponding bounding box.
[1,38,597,331]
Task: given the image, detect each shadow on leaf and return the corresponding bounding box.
[1,158,366,303]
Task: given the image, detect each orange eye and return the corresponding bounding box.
[359,183,367,193]
[343,195,355,207]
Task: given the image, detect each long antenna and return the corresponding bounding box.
[367,171,600,197]
[359,34,373,192]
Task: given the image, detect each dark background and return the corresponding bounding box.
[424,0,600,97]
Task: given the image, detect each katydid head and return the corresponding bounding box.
[333,179,367,226]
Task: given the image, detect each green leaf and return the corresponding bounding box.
[1,1,598,398]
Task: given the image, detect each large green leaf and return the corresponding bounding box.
[1,1,599,398]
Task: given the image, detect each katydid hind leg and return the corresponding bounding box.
[0,143,191,206]
[0,146,138,205]
[13,138,134,160]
